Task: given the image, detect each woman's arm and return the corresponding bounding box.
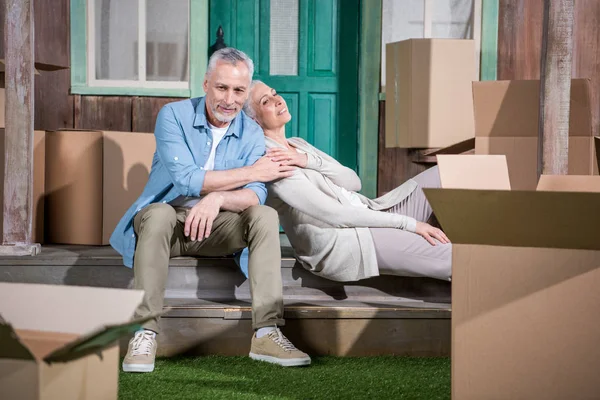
[295,138,361,191]
[270,170,416,231]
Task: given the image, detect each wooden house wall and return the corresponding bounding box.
[2,0,179,133]
[377,0,600,196]
[5,0,600,196]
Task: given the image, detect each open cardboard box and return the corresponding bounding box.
[426,155,600,399]
[0,283,157,400]
[473,79,598,190]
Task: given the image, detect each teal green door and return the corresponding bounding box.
[210,0,360,170]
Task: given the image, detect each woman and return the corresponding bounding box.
[243,81,451,282]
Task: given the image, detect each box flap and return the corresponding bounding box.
[14,329,79,360]
[436,155,511,190]
[537,175,600,192]
[0,283,144,335]
[0,321,35,360]
[44,313,161,363]
[424,188,600,250]
[427,138,475,157]
[473,79,592,138]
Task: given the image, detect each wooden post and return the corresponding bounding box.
[1,0,40,255]
[537,0,574,178]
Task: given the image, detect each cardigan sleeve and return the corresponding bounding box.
[270,170,417,232]
[292,138,362,192]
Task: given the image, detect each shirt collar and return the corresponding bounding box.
[192,97,241,138]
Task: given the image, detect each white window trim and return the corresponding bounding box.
[86,0,190,90]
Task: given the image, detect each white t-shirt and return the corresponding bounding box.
[170,122,229,208]
[203,122,229,170]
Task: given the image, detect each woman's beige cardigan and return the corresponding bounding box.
[265,137,418,281]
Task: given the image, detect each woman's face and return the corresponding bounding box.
[249,82,291,130]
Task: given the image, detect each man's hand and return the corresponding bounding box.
[185,192,224,241]
[415,221,450,246]
[266,148,308,168]
[250,155,296,182]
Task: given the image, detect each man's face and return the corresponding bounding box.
[203,60,251,127]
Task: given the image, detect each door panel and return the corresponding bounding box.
[308,0,337,76]
[210,0,358,170]
[308,93,337,155]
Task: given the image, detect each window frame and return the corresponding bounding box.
[70,0,208,97]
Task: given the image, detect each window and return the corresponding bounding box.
[380,0,484,90]
[71,0,208,97]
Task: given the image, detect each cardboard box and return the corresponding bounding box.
[0,129,46,243]
[45,130,156,245]
[385,38,476,149]
[426,155,600,399]
[473,79,597,190]
[0,282,153,400]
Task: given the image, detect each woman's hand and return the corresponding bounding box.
[415,221,450,246]
[267,148,308,168]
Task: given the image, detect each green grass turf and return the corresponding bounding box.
[119,356,450,400]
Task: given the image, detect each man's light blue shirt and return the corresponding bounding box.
[110,96,265,273]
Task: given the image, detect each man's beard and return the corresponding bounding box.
[211,103,239,123]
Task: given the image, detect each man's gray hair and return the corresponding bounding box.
[242,80,264,118]
[207,47,254,80]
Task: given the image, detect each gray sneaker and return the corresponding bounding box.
[122,330,157,373]
[249,328,311,367]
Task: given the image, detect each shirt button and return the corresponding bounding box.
[207,141,211,146]
[131,234,135,238]
[162,201,166,203]
[174,156,179,161]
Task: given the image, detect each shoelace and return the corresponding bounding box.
[268,329,298,352]
[130,331,155,356]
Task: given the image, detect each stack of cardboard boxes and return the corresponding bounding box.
[386,38,600,397]
[385,39,598,188]
[45,130,155,245]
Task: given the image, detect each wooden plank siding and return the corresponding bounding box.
[32,0,73,131]
[74,96,134,132]
[377,102,429,195]
[132,97,180,132]
[572,0,600,137]
[497,0,544,80]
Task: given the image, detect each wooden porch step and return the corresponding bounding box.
[0,244,451,304]
[151,298,450,357]
[0,244,451,356]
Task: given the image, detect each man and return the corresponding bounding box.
[111,48,311,372]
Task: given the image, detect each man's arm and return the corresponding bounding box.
[201,131,295,200]
[208,189,260,213]
[155,105,293,200]
[154,105,207,197]
[200,157,294,195]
